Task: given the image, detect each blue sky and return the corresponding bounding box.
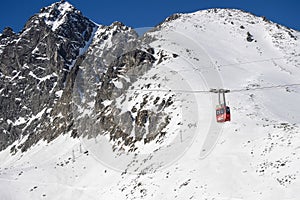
[0,0,299,33]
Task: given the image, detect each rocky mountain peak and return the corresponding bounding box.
[0,1,98,151]
[111,21,127,29]
[1,27,15,38]
[37,0,90,33]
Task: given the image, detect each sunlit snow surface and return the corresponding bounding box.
[1,8,300,200]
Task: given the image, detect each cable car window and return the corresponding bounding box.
[226,107,230,113]
[220,108,224,114]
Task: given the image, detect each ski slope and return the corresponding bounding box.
[1,8,300,200]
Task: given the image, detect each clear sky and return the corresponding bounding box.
[0,0,299,33]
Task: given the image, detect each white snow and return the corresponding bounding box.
[111,79,123,89]
[55,90,63,98]
[29,71,57,83]
[14,117,26,126]
[101,100,113,107]
[22,108,47,131]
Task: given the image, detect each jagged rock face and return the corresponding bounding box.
[0,1,96,151]
[0,0,151,152]
[33,22,141,149]
[93,50,158,144]
[0,0,180,153]
[72,47,176,152]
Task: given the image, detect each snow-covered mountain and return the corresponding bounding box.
[1,1,300,199]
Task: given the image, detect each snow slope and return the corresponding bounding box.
[1,8,300,200]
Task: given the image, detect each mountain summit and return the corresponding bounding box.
[0,2,300,199]
[0,0,97,152]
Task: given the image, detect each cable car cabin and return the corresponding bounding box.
[216,106,231,123]
[210,88,231,123]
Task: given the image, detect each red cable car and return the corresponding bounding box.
[216,106,230,122]
[210,88,231,123]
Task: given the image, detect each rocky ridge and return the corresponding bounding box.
[0,1,174,153]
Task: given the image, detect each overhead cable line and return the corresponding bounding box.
[125,83,300,94]
[172,56,297,73]
[230,83,300,93]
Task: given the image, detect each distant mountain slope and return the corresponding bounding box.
[0,2,300,200]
